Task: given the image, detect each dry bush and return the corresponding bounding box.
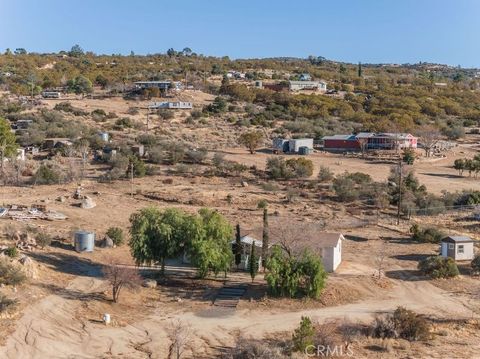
[338,320,366,345]
[371,307,430,341]
[314,321,338,349]
[224,337,289,359]
[102,257,142,303]
[0,257,27,286]
[167,319,193,359]
[0,294,18,312]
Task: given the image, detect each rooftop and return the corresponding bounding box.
[323,134,357,141]
[443,236,474,243]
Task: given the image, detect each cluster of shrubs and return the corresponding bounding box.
[266,156,313,180]
[53,102,89,116]
[409,224,445,243]
[418,256,459,279]
[372,307,430,341]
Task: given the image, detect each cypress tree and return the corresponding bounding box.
[234,223,242,267]
[249,243,258,282]
[262,207,269,269]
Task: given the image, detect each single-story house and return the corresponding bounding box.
[322,134,360,151]
[149,101,193,110]
[441,236,475,261]
[322,132,417,152]
[43,138,73,150]
[316,233,343,272]
[289,80,327,92]
[134,81,183,92]
[231,235,263,270]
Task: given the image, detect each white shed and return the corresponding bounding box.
[316,233,343,272]
[288,138,314,153]
[441,236,475,261]
[231,235,263,270]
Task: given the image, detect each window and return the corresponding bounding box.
[448,243,454,250]
[458,245,464,254]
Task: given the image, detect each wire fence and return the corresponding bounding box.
[407,204,480,217]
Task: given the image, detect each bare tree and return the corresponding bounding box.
[102,258,141,303]
[357,137,369,158]
[417,126,442,157]
[75,138,90,178]
[374,240,389,279]
[269,220,324,257]
[167,319,193,359]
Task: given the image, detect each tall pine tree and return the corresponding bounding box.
[234,223,242,268]
[249,243,258,282]
[261,207,269,269]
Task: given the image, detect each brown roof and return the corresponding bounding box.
[315,233,343,248]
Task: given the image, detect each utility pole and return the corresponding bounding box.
[130,162,134,197]
[396,159,403,225]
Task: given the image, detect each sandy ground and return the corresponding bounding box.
[220,145,480,195]
[0,243,478,359]
[1,93,480,357]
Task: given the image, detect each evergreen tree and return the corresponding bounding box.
[261,207,269,269]
[292,316,315,353]
[234,223,242,267]
[249,244,258,282]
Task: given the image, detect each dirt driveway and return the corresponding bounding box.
[0,260,476,359]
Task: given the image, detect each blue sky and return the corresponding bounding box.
[1,0,479,67]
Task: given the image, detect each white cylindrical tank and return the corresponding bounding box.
[74,231,95,252]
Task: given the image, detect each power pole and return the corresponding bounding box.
[396,159,403,225]
[130,162,134,197]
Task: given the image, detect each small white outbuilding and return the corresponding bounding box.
[440,236,475,261]
[316,233,343,272]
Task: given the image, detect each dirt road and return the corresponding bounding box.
[0,265,475,359]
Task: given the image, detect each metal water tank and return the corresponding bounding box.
[98,132,109,142]
[74,231,95,252]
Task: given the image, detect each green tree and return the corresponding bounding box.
[129,207,186,273]
[69,44,84,57]
[454,158,465,176]
[0,118,18,170]
[67,75,93,96]
[261,207,269,269]
[249,244,258,282]
[402,148,415,165]
[234,224,242,268]
[238,130,263,154]
[292,316,315,353]
[265,246,327,299]
[188,208,233,278]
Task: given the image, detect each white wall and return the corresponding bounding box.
[454,243,474,261]
[322,240,342,272]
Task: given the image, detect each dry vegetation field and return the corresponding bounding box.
[0,93,480,358]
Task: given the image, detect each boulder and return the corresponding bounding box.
[18,255,38,279]
[143,279,157,288]
[80,196,96,209]
[100,235,114,248]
